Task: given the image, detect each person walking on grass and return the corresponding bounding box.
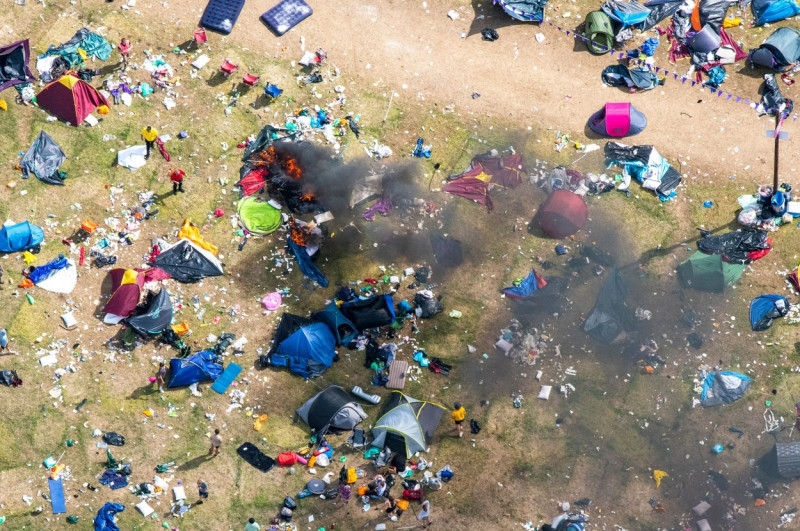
[451,402,466,438]
[196,479,208,505]
[417,499,432,528]
[170,168,186,194]
[155,362,167,392]
[245,517,261,531]
[0,329,8,353]
[209,428,222,456]
[141,126,158,160]
[118,38,132,70]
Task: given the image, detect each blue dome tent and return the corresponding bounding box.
[167,350,223,388]
[752,0,800,25]
[0,221,44,252]
[268,313,337,379]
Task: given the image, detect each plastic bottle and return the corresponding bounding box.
[26,294,34,305]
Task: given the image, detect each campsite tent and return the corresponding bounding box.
[449,152,525,189]
[493,0,549,21]
[103,269,144,324]
[639,0,684,31]
[296,385,368,434]
[601,64,660,91]
[37,74,109,126]
[20,131,66,185]
[750,294,789,331]
[0,40,35,92]
[152,239,224,283]
[29,255,77,294]
[269,313,337,378]
[677,251,746,292]
[0,221,44,252]
[538,190,588,238]
[583,269,635,343]
[372,391,447,458]
[692,0,734,33]
[584,11,615,54]
[701,371,751,407]
[238,197,282,235]
[588,103,647,137]
[126,289,173,337]
[749,27,800,72]
[752,0,800,24]
[341,294,396,331]
[601,0,652,25]
[311,304,359,346]
[167,350,223,388]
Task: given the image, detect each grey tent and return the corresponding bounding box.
[694,0,735,34]
[775,442,800,477]
[126,289,173,337]
[583,269,636,343]
[749,27,800,72]
[588,102,647,137]
[153,239,224,283]
[372,391,447,458]
[20,131,66,185]
[700,371,751,407]
[601,64,660,91]
[296,385,367,434]
[639,0,683,30]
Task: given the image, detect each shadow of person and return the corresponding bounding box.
[177,454,212,471]
[129,383,157,400]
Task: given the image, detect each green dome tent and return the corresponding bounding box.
[584,11,615,55]
[237,197,282,235]
[677,251,746,292]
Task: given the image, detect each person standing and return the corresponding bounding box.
[451,402,466,438]
[141,126,158,160]
[0,329,8,352]
[209,428,222,456]
[417,499,432,528]
[196,479,208,505]
[118,38,132,70]
[170,168,186,194]
[156,362,167,392]
[245,517,261,531]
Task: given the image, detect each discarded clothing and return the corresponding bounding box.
[99,469,129,490]
[102,432,126,446]
[761,73,794,116]
[363,197,392,221]
[0,370,22,387]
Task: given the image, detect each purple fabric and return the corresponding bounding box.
[363,197,393,221]
[0,40,35,92]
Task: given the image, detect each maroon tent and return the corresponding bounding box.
[538,190,588,238]
[103,269,144,321]
[37,74,109,125]
[451,152,525,189]
[442,177,494,211]
[0,39,35,92]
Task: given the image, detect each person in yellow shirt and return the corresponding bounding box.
[450,402,466,438]
[141,126,158,159]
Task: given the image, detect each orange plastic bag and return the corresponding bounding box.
[253,414,268,431]
[357,486,368,496]
[171,322,189,335]
[19,279,33,288]
[97,105,109,114]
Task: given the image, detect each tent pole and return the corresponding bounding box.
[774,112,780,192]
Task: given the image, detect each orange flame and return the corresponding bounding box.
[253,146,302,178]
[289,220,308,246]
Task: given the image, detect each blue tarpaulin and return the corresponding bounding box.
[167,350,223,387]
[94,502,124,531]
[503,270,547,299]
[749,294,789,331]
[29,254,68,284]
[701,371,751,407]
[287,238,329,287]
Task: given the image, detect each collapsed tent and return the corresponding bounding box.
[538,190,588,238]
[178,219,218,255]
[430,234,464,268]
[372,391,447,458]
[0,40,35,92]
[20,131,66,185]
[341,295,396,331]
[38,28,112,82]
[749,27,800,72]
[691,0,734,34]
[639,0,684,31]
[30,255,77,294]
[237,167,268,198]
[442,177,494,211]
[93,502,124,531]
[701,371,751,407]
[449,152,525,189]
[696,229,771,264]
[268,313,337,378]
[238,197,282,235]
[126,289,173,337]
[601,64,660,91]
[296,385,368,434]
[493,0,549,21]
[311,304,358,346]
[152,239,224,283]
[750,294,789,331]
[584,11,615,54]
[503,270,547,299]
[677,251,746,292]
[752,0,800,25]
[37,74,109,126]
[167,350,223,388]
[287,238,328,287]
[350,172,383,208]
[103,269,144,324]
[0,221,44,252]
[117,146,148,171]
[588,103,647,137]
[601,0,652,25]
[605,142,681,200]
[583,269,636,343]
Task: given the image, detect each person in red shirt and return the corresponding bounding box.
[170,169,186,194]
[118,38,132,70]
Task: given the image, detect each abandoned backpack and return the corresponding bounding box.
[277,452,298,467]
[470,419,481,434]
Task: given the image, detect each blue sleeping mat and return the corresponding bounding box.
[49,478,66,514]
[261,0,313,35]
[212,362,242,394]
[200,0,246,35]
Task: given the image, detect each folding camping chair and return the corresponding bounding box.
[192,28,208,48]
[242,73,260,87]
[264,82,283,99]
[220,58,238,77]
[346,427,371,450]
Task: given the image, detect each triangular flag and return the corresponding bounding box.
[717,90,723,96]
[654,66,660,72]
[726,94,732,100]
[735,97,741,103]
[745,99,750,104]
[565,30,571,35]
[691,80,696,87]
[673,73,678,80]
[682,77,687,84]
[663,69,669,75]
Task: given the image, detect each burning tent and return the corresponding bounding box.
[449,151,525,189]
[287,220,328,287]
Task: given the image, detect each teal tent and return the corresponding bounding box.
[677,251,745,292]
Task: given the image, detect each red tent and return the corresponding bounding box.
[452,152,525,189]
[103,269,144,321]
[37,74,109,126]
[237,167,268,197]
[442,177,494,211]
[538,190,588,238]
